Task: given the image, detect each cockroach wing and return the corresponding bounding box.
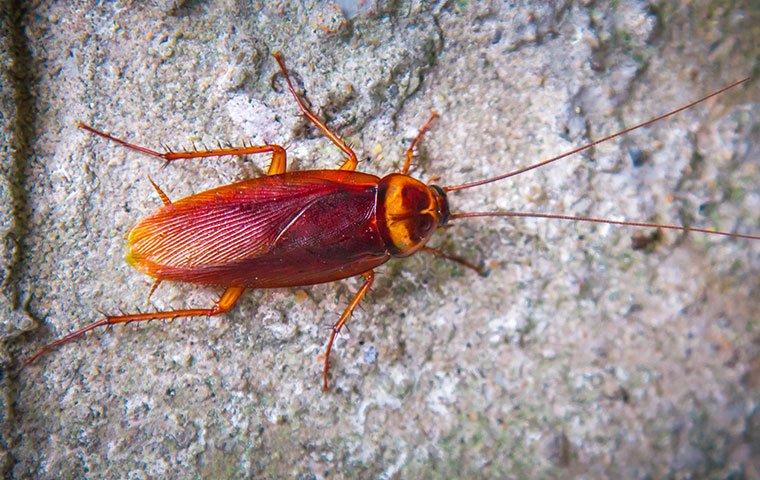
[128,177,332,270]
[131,189,291,265]
[126,171,391,287]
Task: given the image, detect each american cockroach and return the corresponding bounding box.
[22,53,758,391]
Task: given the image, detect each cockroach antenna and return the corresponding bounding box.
[443,77,757,241]
[443,78,750,193]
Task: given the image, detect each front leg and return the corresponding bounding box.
[420,246,487,276]
[401,111,438,174]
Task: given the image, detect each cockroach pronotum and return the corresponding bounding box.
[22,53,758,391]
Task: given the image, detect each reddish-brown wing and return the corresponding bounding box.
[127,170,391,288]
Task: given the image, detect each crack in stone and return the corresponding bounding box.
[1,0,37,476]
[1,2,34,331]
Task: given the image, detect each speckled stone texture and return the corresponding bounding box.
[4,1,759,478]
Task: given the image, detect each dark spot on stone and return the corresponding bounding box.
[548,431,573,467]
[627,304,643,314]
[629,148,648,167]
[699,202,716,216]
[491,28,503,44]
[631,230,662,251]
[619,387,630,403]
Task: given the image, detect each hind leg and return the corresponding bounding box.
[22,286,245,368]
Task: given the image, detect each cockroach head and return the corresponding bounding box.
[377,174,449,257]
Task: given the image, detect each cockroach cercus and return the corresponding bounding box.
[22,53,758,391]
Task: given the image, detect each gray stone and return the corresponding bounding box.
[7,1,759,478]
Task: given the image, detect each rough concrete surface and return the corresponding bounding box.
[3,1,759,478]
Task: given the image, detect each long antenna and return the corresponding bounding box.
[444,77,751,192]
[449,211,759,240]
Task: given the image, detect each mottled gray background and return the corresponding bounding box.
[2,1,759,478]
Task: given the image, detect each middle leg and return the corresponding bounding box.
[322,270,375,391]
[78,123,288,175]
[273,52,359,171]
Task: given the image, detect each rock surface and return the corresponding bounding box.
[4,1,758,478]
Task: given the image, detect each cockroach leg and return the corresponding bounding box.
[322,270,375,391]
[146,279,162,305]
[420,246,488,277]
[265,147,287,175]
[272,52,359,171]
[401,111,439,174]
[22,286,245,369]
[147,176,171,206]
[77,123,288,174]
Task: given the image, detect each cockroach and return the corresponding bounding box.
[22,53,757,391]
